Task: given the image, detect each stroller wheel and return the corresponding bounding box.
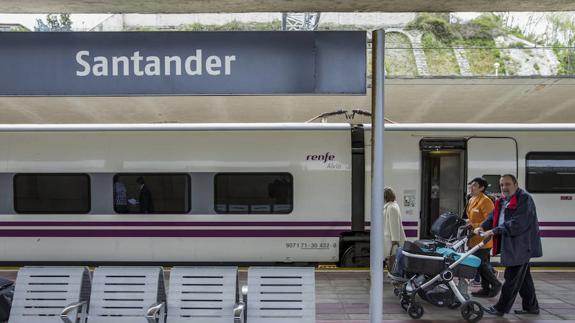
[461,300,483,322]
[400,297,410,311]
[407,302,424,319]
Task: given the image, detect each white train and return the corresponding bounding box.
[0,123,573,266]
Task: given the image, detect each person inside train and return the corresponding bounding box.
[383,187,406,271]
[466,177,502,298]
[113,177,129,213]
[475,174,542,317]
[129,176,155,214]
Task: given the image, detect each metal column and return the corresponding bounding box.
[369,29,385,323]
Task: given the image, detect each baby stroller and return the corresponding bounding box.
[392,213,490,322]
[388,212,469,291]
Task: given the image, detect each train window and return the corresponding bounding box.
[214,173,293,214]
[526,152,575,193]
[482,175,502,196]
[113,174,191,214]
[14,174,91,214]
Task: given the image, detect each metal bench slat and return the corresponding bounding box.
[247,267,316,323]
[8,266,91,323]
[167,266,238,323]
[87,266,165,322]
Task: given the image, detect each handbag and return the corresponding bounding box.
[385,243,399,272]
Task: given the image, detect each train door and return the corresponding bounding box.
[467,138,517,198]
[420,137,518,239]
[420,139,467,239]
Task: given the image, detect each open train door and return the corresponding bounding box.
[467,138,518,198]
[420,139,467,239]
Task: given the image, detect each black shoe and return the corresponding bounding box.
[471,289,490,298]
[484,306,504,316]
[487,283,502,298]
[514,309,540,315]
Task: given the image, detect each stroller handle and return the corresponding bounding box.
[478,232,493,244]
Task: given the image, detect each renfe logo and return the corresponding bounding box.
[306,152,336,163]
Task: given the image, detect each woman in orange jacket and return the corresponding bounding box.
[466,177,502,298]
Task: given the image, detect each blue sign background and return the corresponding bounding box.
[0,32,366,96]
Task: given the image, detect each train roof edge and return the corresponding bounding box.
[1,123,575,132]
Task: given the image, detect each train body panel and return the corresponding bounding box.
[0,124,573,264]
[0,237,340,263]
[0,128,350,263]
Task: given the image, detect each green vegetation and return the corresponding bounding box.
[421,32,460,75]
[128,20,282,31]
[128,20,369,32]
[34,14,72,32]
[533,63,540,72]
[407,13,512,76]
[545,13,575,75]
[407,13,459,42]
[406,13,464,75]
[384,32,418,77]
[318,23,367,31]
[456,38,506,75]
[10,25,29,32]
[553,47,575,75]
[458,13,504,40]
[501,54,520,76]
[508,41,526,49]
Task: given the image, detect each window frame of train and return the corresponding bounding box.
[482,175,502,196]
[526,152,575,193]
[214,172,294,214]
[13,173,91,214]
[112,173,191,214]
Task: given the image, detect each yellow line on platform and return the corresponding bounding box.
[1,266,574,273]
[522,267,575,272]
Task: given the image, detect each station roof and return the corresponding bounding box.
[1,0,575,13]
[0,77,573,124]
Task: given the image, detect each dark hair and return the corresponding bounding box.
[469,177,488,192]
[136,177,145,185]
[501,174,518,185]
[384,187,396,203]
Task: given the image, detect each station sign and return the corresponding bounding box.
[0,31,366,96]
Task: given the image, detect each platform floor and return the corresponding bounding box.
[2,268,575,322]
[315,269,575,322]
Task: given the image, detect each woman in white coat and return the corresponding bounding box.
[384,187,406,260]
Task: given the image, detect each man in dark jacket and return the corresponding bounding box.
[136,177,154,214]
[475,174,542,316]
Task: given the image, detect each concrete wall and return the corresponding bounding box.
[1,0,575,13]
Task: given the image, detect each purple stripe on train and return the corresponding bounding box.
[405,229,418,238]
[0,220,572,238]
[539,222,575,226]
[0,221,420,227]
[539,230,575,238]
[0,221,418,227]
[0,229,344,238]
[0,221,353,227]
[0,221,568,227]
[0,228,418,238]
[0,229,571,238]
